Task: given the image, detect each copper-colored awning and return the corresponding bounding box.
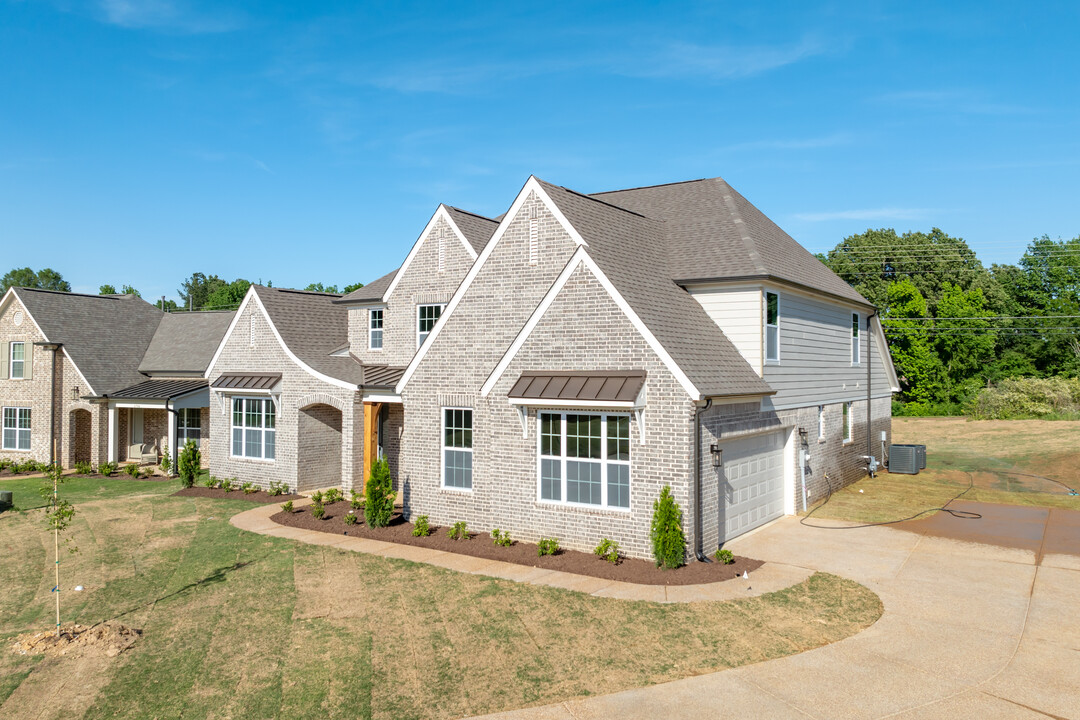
[211,373,282,390]
[508,371,646,404]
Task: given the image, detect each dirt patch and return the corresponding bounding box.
[271,501,764,585]
[174,486,303,503]
[12,623,141,659]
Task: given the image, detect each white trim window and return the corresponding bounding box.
[843,402,853,443]
[818,405,825,441]
[231,397,275,460]
[538,412,630,509]
[2,407,31,451]
[10,341,25,379]
[177,408,201,449]
[851,313,861,365]
[369,308,384,350]
[417,304,444,347]
[765,292,779,363]
[442,408,472,489]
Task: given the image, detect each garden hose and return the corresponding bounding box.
[800,471,982,530]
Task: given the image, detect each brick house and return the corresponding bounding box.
[393,176,899,561]
[0,287,232,469]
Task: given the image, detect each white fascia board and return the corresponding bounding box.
[479,247,702,401]
[396,176,586,394]
[204,289,255,379]
[872,314,901,392]
[110,401,166,410]
[361,391,402,403]
[509,398,641,410]
[383,204,478,303]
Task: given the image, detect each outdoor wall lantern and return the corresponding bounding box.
[798,427,809,444]
[710,443,722,467]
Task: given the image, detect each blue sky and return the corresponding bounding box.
[2,1,1078,303]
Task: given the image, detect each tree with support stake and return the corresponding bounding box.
[40,446,77,638]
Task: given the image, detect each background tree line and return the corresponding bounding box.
[820,230,1080,414]
[0,269,362,313]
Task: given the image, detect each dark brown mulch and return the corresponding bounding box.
[69,472,170,482]
[270,501,764,586]
[173,486,304,503]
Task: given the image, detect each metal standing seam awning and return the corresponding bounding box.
[210,374,283,414]
[506,370,648,442]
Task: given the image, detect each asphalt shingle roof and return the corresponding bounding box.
[252,285,367,386]
[14,288,163,396]
[445,206,499,253]
[591,177,871,307]
[139,311,235,375]
[536,180,775,398]
[334,269,397,304]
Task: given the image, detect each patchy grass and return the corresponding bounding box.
[0,476,881,719]
[806,417,1080,524]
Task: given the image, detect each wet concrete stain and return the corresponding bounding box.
[898,500,1080,564]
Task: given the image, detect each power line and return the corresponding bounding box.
[882,315,1080,321]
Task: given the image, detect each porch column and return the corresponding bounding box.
[166,404,177,476]
[361,402,382,490]
[107,405,119,463]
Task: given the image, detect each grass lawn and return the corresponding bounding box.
[0,476,881,720]
[806,417,1080,524]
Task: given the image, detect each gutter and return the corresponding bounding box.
[866,312,876,463]
[693,398,713,563]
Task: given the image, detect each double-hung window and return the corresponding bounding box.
[843,402,852,443]
[538,412,630,509]
[177,408,201,449]
[765,292,779,363]
[417,304,443,347]
[851,313,860,365]
[442,408,472,489]
[231,397,275,460]
[2,407,31,451]
[369,308,383,350]
[9,342,25,379]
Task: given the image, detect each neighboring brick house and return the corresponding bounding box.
[204,204,498,493]
[394,176,899,561]
[0,287,233,470]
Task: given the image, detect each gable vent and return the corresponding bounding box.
[528,217,539,266]
[437,225,446,273]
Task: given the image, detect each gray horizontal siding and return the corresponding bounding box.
[763,291,892,410]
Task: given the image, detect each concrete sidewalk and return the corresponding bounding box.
[230,502,812,604]
[474,516,1080,719]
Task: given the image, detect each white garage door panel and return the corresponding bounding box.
[720,431,786,542]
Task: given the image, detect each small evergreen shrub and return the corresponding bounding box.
[715,548,735,565]
[412,515,431,537]
[178,440,201,488]
[650,485,686,570]
[203,475,219,489]
[0,459,10,471]
[364,458,396,528]
[124,463,141,478]
[310,490,324,504]
[219,478,234,492]
[73,461,93,476]
[324,488,343,504]
[160,442,171,474]
[241,481,257,494]
[448,521,469,540]
[593,538,620,564]
[281,500,293,513]
[344,511,358,525]
[310,501,325,519]
[267,480,287,496]
[491,528,512,547]
[537,537,559,557]
[97,461,117,476]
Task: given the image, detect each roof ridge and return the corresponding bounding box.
[537,178,652,220]
[445,205,499,224]
[16,287,129,300]
[590,177,717,195]
[262,286,343,298]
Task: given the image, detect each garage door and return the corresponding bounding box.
[720,431,787,542]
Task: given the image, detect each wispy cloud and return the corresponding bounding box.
[794,207,934,222]
[874,89,1036,115]
[97,0,243,33]
[625,36,830,80]
[716,133,855,153]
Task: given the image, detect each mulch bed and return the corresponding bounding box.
[173,486,303,504]
[68,472,171,482]
[270,501,764,586]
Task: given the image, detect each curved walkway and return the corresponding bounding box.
[476,515,1080,719]
[230,502,812,603]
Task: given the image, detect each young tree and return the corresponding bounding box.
[40,461,76,636]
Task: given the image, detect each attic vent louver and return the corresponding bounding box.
[438,224,445,273]
[528,210,539,266]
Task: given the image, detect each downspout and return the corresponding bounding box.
[866,312,876,461]
[49,346,57,465]
[165,398,178,476]
[693,398,713,563]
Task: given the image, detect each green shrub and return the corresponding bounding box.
[219,478,233,492]
[966,376,1080,420]
[0,459,10,471]
[310,501,325,519]
[178,439,200,488]
[715,548,735,564]
[97,461,117,477]
[448,521,469,541]
[324,488,343,504]
[281,500,294,513]
[124,463,141,478]
[73,461,93,476]
[364,458,396,528]
[650,485,686,569]
[593,538,620,564]
[344,511,358,526]
[491,528,512,547]
[203,475,219,489]
[537,537,559,557]
[267,480,287,496]
[310,490,324,504]
[241,481,256,494]
[160,442,171,474]
[412,515,431,537]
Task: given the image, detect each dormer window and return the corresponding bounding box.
[765,292,779,363]
[369,309,384,350]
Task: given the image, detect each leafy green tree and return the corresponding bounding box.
[99,284,117,295]
[934,283,995,400]
[304,282,338,293]
[120,284,141,297]
[1,267,71,293]
[178,273,250,310]
[342,282,364,294]
[882,279,949,406]
[203,279,250,310]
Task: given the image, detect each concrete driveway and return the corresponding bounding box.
[475,511,1080,719]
